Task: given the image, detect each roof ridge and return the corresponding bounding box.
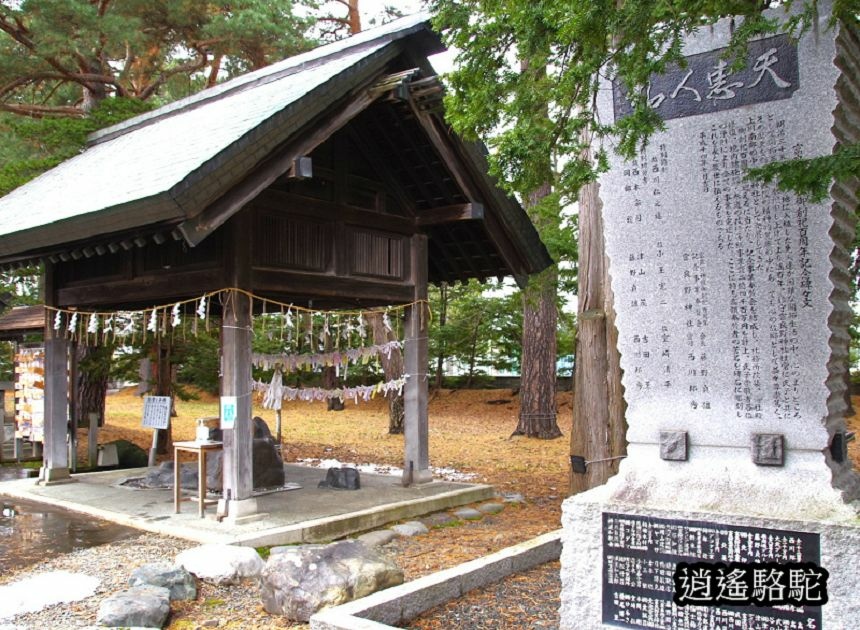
[87,11,432,147]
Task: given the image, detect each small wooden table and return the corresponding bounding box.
[174,440,223,518]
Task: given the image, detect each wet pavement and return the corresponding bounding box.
[1,468,137,573]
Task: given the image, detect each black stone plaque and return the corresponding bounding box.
[602,512,823,629]
[613,34,799,122]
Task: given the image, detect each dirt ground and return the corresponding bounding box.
[96,387,571,571]
[85,388,860,629]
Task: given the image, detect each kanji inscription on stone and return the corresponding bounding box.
[602,512,822,629]
[614,34,799,121]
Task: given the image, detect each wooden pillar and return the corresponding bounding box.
[41,263,70,483]
[220,213,258,520]
[403,234,431,485]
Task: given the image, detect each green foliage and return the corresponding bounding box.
[0,98,153,195]
[428,279,576,382]
[0,0,317,117]
[431,0,860,205]
[746,143,860,202]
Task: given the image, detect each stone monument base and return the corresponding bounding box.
[560,478,860,630]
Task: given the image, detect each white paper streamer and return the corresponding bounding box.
[253,376,408,405]
[252,340,402,373]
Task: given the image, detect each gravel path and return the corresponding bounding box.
[408,561,561,630]
[0,533,194,628]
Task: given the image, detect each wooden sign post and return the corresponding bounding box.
[142,395,171,467]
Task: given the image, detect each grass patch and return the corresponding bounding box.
[431,519,464,530]
[256,546,271,560]
[203,597,225,608]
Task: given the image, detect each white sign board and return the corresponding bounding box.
[141,396,171,430]
[220,396,237,429]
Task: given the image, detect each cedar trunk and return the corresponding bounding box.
[513,182,562,439]
[368,311,404,434]
[434,282,448,389]
[570,171,627,494]
[74,344,110,428]
[324,333,345,411]
[154,340,174,454]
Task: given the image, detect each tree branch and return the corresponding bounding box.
[0,102,85,118]
[138,49,208,100]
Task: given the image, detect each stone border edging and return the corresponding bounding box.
[309,529,562,630]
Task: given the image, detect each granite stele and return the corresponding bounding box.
[560,3,860,629]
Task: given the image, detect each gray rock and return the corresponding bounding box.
[106,439,149,468]
[318,467,360,490]
[260,540,403,622]
[128,563,196,601]
[477,502,505,515]
[176,544,263,585]
[420,512,457,528]
[356,530,398,547]
[454,507,483,521]
[391,521,429,537]
[96,585,170,628]
[270,544,309,556]
[139,417,284,491]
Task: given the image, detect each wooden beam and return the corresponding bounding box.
[407,104,485,202]
[178,85,383,247]
[41,262,70,482]
[57,268,222,308]
[409,105,532,285]
[364,108,447,208]
[346,124,417,217]
[254,190,415,235]
[252,268,414,304]
[403,233,431,485]
[221,211,256,514]
[415,203,484,227]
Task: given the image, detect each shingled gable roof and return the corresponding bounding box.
[0,13,552,283]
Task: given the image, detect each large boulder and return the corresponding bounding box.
[139,417,284,491]
[208,417,285,489]
[141,461,201,490]
[260,540,403,622]
[106,439,149,468]
[96,585,170,628]
[175,544,263,585]
[128,563,196,601]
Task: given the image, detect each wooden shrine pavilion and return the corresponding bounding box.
[0,13,550,521]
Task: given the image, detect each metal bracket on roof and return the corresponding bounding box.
[285,157,313,180]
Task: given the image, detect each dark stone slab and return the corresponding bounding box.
[318,466,360,490]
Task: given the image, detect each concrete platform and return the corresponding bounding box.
[0,464,494,547]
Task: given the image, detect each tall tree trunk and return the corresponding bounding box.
[434,282,448,389]
[570,152,627,494]
[465,316,481,389]
[74,344,110,428]
[513,182,563,439]
[80,57,107,113]
[367,311,404,434]
[154,339,174,454]
[324,332,345,411]
[347,0,362,34]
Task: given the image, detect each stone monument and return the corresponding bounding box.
[560,3,860,628]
